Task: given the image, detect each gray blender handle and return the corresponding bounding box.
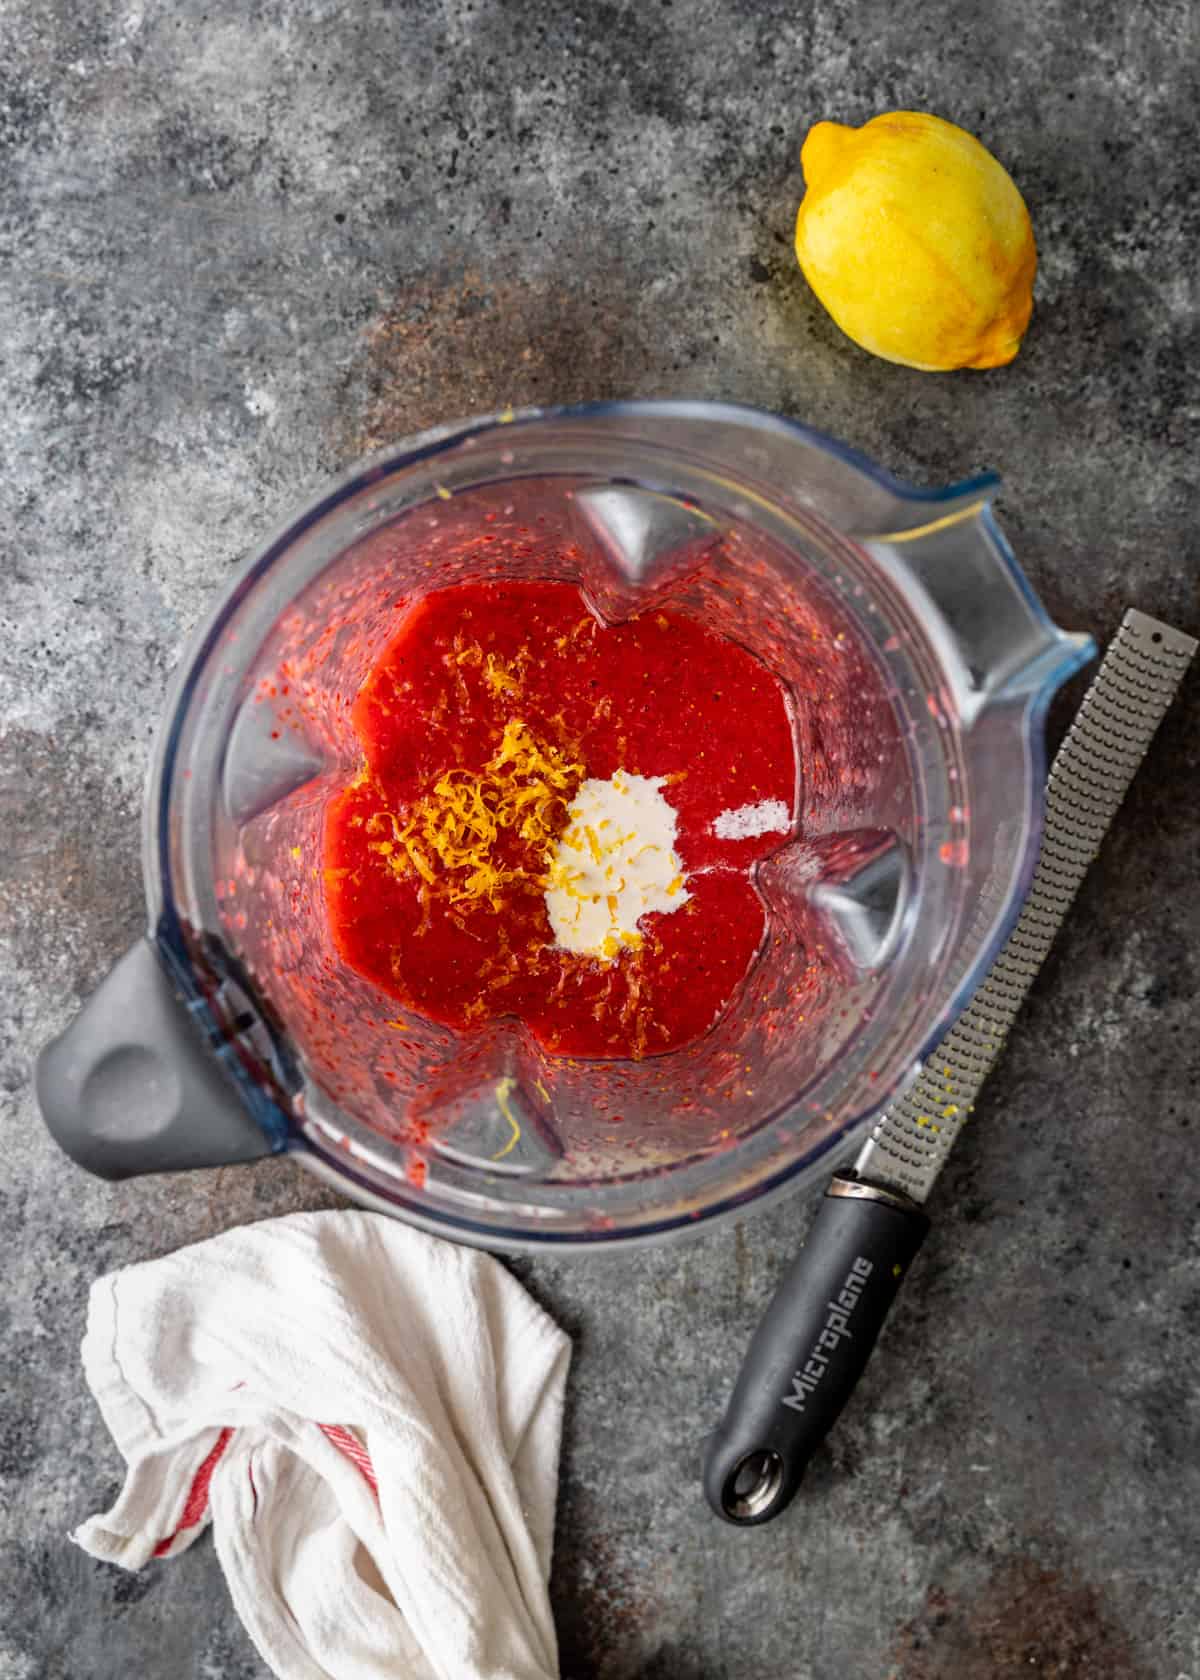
[36,938,275,1180]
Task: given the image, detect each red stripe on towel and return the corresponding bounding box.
[153,1427,235,1556]
[319,1424,379,1497]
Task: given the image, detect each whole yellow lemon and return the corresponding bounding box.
[794,111,1037,371]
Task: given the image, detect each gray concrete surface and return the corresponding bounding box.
[2,0,1198,1675]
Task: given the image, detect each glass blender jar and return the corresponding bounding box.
[37,402,1092,1248]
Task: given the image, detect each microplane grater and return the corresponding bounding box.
[705,607,1195,1526]
[854,606,1197,1203]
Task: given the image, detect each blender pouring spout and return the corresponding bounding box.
[863,493,1095,727]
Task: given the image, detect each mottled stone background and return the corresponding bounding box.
[2,0,1197,1675]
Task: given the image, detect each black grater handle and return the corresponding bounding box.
[703,1176,929,1525]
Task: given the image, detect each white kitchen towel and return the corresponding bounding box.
[73,1210,571,1680]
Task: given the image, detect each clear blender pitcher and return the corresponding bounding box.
[37,401,1092,1247]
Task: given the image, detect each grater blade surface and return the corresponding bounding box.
[855,608,1197,1204]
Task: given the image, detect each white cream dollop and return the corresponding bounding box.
[544,771,689,960]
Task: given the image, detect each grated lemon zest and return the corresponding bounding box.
[492,1077,522,1159]
[483,652,521,698]
[372,719,582,907]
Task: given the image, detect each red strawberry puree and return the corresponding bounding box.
[324,580,796,1058]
